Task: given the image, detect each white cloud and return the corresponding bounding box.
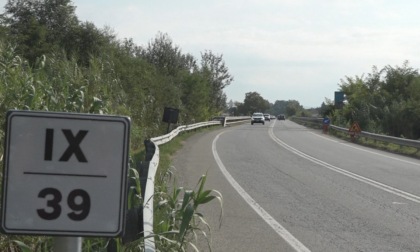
[2,0,420,107]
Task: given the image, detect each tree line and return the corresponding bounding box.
[320,61,420,140]
[228,91,310,117]
[0,0,233,149]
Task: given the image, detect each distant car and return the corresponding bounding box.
[270,115,276,120]
[277,114,286,120]
[263,114,271,121]
[251,112,265,125]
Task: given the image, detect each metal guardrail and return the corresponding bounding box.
[142,117,248,251]
[150,121,221,145]
[293,117,420,149]
[224,116,250,126]
[329,125,420,149]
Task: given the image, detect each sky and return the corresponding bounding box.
[2,0,420,108]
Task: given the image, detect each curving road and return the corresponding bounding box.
[171,119,420,252]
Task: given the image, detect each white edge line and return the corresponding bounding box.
[309,132,420,167]
[212,132,311,252]
[309,132,339,143]
[270,128,420,204]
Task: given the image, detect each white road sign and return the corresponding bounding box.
[1,110,130,237]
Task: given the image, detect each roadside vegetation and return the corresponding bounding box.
[240,61,420,146]
[319,61,420,140]
[285,60,420,158]
[311,61,420,158]
[0,0,226,251]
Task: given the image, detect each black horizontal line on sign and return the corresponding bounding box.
[23,172,107,178]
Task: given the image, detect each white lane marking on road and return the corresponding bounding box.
[341,142,420,167]
[309,131,420,167]
[309,132,339,143]
[269,126,420,204]
[212,132,311,252]
[392,202,408,205]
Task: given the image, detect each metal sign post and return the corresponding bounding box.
[53,237,82,252]
[1,111,130,243]
[322,117,331,134]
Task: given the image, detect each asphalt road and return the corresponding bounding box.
[171,119,420,252]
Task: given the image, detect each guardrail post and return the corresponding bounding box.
[120,161,148,246]
[144,139,156,161]
[120,141,155,246]
[138,160,150,199]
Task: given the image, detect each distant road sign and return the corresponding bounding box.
[349,122,361,133]
[1,111,130,237]
[335,91,345,108]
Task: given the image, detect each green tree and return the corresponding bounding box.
[285,100,304,117]
[339,75,375,130]
[142,32,189,76]
[141,33,195,120]
[272,100,288,116]
[241,91,270,115]
[319,99,335,117]
[3,0,79,64]
[200,50,233,113]
[335,61,420,139]
[68,22,115,66]
[380,62,419,138]
[180,71,211,122]
[235,101,245,115]
[37,0,78,43]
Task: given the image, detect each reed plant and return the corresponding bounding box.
[153,173,222,252]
